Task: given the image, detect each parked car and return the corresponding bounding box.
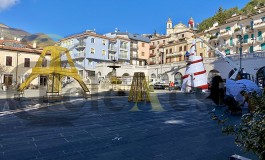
[154,82,169,90]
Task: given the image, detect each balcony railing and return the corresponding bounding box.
[108,46,117,51]
[253,21,265,29]
[149,61,155,65]
[256,37,265,43]
[131,45,138,50]
[220,51,265,61]
[209,35,218,41]
[149,53,156,57]
[228,42,235,48]
[219,30,232,38]
[166,52,183,57]
[73,52,85,59]
[75,45,86,51]
[120,45,128,50]
[150,45,156,49]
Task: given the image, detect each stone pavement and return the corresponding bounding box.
[0,91,258,160]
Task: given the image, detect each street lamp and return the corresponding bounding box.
[16,51,20,85]
[239,24,243,71]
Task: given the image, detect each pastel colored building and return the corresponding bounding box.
[106,32,150,66]
[0,39,50,88]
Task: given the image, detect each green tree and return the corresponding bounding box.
[241,0,265,15]
[214,6,226,25]
[223,94,265,159]
[198,0,265,32]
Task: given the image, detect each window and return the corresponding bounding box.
[184,46,187,51]
[152,42,154,46]
[169,48,172,53]
[182,34,184,38]
[91,48,95,54]
[157,41,159,44]
[102,40,106,45]
[102,50,106,55]
[42,58,47,67]
[142,43,145,47]
[152,50,154,53]
[163,40,165,44]
[179,46,182,51]
[226,26,231,31]
[200,42,203,48]
[166,49,168,54]
[6,56,12,66]
[24,58,30,67]
[141,52,145,56]
[91,38,95,43]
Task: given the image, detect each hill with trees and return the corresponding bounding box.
[198,0,265,32]
[0,23,55,48]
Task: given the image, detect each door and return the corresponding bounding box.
[4,74,13,86]
[250,46,254,53]
[243,34,249,43]
[261,43,265,50]
[230,38,233,46]
[258,31,262,41]
[225,49,230,55]
[39,76,47,86]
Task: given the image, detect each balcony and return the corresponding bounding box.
[120,45,128,50]
[73,52,85,59]
[244,27,253,34]
[75,45,86,51]
[256,37,265,43]
[209,35,218,42]
[228,42,235,48]
[233,28,241,36]
[217,44,226,50]
[159,44,165,48]
[131,44,138,50]
[108,46,117,52]
[242,39,253,46]
[219,30,232,38]
[150,45,156,49]
[253,21,265,29]
[166,52,183,57]
[131,54,138,59]
[149,61,156,65]
[149,53,156,57]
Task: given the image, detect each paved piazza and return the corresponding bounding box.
[0,91,258,160]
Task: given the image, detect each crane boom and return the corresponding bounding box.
[193,34,240,80]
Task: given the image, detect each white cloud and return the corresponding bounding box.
[0,0,20,11]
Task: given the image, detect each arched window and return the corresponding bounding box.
[256,66,265,88]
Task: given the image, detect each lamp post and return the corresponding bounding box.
[16,51,20,85]
[239,24,243,71]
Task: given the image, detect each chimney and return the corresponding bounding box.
[33,41,37,48]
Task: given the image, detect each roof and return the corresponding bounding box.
[0,45,42,54]
[127,33,150,43]
[60,31,113,42]
[108,32,150,43]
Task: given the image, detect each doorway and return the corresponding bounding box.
[4,74,13,86]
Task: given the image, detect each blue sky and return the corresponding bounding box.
[0,0,250,39]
